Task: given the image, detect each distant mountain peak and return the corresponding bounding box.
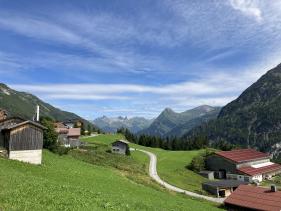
[138,105,221,137]
[193,105,215,112]
[93,115,153,133]
[162,107,175,114]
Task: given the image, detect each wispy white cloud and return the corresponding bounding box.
[2,1,281,118]
[9,62,270,103]
[46,94,130,100]
[229,0,262,22]
[0,13,168,73]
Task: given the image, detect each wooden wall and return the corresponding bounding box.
[9,125,43,151]
[0,132,4,148]
[206,155,237,174]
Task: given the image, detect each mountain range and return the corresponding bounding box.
[0,83,96,129]
[93,116,153,133]
[184,64,281,153]
[138,105,221,137]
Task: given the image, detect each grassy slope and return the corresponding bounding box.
[91,134,281,193]
[83,134,208,195]
[0,145,221,210]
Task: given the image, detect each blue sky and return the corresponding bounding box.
[1,0,281,119]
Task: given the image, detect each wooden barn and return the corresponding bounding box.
[0,117,46,164]
[206,149,281,182]
[111,140,129,155]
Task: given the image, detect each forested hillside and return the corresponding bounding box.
[184,64,281,153]
[0,83,96,129]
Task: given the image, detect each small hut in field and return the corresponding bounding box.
[111,140,130,155]
[0,111,46,164]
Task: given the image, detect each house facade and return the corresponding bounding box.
[202,180,248,198]
[111,140,129,155]
[206,149,281,182]
[55,122,81,147]
[0,117,45,164]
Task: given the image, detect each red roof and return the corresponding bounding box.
[67,128,81,137]
[225,185,281,211]
[216,149,269,163]
[238,163,281,176]
[55,128,69,134]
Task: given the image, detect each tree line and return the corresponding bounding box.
[117,127,236,151]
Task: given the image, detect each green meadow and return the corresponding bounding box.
[0,134,223,210]
[84,134,209,194]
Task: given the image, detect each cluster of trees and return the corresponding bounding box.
[75,122,101,135]
[117,127,234,151]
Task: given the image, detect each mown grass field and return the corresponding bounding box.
[0,135,222,210]
[83,134,209,195]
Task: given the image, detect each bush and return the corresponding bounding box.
[187,149,216,172]
[49,144,70,156]
[106,149,112,153]
[188,155,205,172]
[125,147,131,156]
[40,117,58,149]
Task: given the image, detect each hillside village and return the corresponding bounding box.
[1,97,281,210]
[2,1,281,210]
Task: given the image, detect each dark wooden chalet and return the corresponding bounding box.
[0,117,46,164]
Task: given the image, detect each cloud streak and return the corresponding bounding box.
[230,0,263,22]
[1,1,281,118]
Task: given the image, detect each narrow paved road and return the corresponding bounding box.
[137,149,225,204]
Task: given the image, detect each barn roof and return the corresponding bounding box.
[238,163,281,176]
[2,120,47,130]
[224,185,281,211]
[0,117,25,124]
[203,180,248,188]
[55,128,69,134]
[112,139,129,145]
[215,149,270,163]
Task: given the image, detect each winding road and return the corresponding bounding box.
[136,149,225,204]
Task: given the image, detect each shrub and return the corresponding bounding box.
[125,146,131,156]
[188,155,205,172]
[40,117,58,149]
[187,149,216,172]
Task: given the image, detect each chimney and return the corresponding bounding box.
[271,185,277,192]
[36,105,40,122]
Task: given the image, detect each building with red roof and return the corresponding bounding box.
[54,122,81,147]
[206,149,281,183]
[216,149,270,163]
[224,185,281,211]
